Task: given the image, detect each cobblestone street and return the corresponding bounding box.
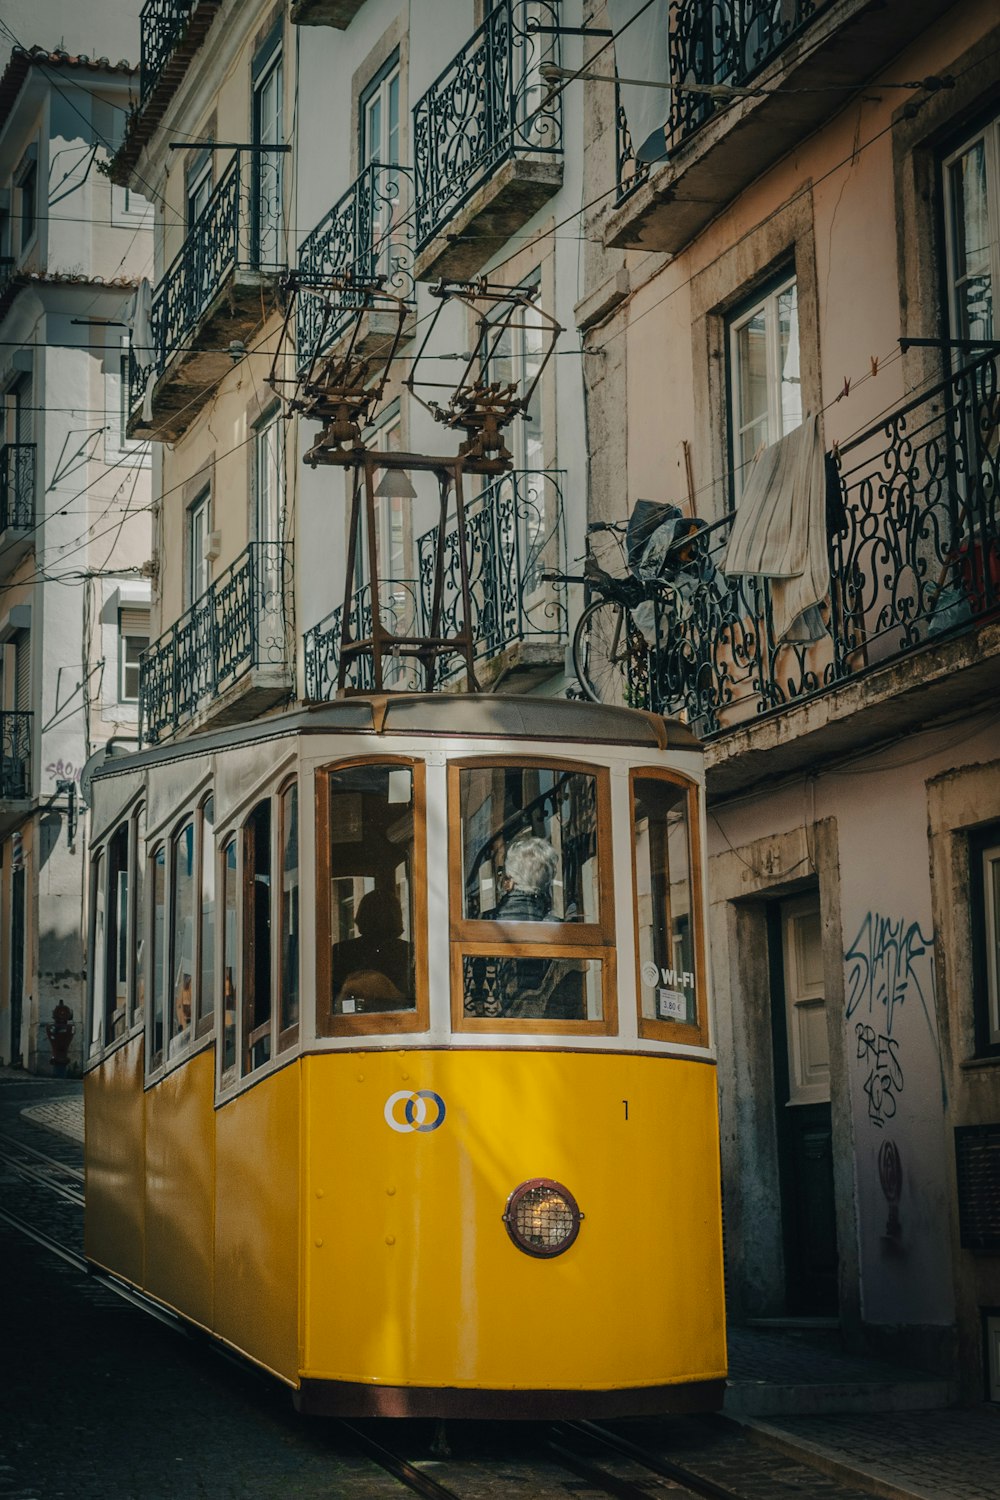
[3,1075,1000,1500]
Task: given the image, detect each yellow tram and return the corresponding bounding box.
[83,694,726,1417]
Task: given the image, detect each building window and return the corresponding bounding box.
[971,822,1000,1056]
[186,148,213,231]
[360,52,400,169]
[17,157,36,252]
[254,407,284,546]
[728,273,801,498]
[118,607,149,702]
[188,488,211,605]
[944,118,998,345]
[243,798,272,1073]
[251,26,283,269]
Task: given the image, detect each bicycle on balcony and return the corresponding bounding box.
[546,502,712,707]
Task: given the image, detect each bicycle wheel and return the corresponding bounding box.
[572,597,648,706]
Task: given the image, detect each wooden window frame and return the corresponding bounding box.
[168,816,196,1059]
[315,755,429,1039]
[220,834,240,1090]
[242,797,275,1075]
[970,822,1000,1058]
[87,848,105,1061]
[276,775,301,1053]
[448,756,617,1036]
[106,822,131,1044]
[148,842,167,1074]
[630,768,709,1049]
[194,794,216,1040]
[129,803,146,1031]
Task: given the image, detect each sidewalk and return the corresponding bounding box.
[5,1072,999,1500]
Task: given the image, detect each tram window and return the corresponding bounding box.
[462,954,604,1021]
[243,800,272,1072]
[88,852,106,1059]
[150,844,166,1068]
[197,796,215,1034]
[459,765,600,924]
[170,820,195,1053]
[322,763,418,1025]
[632,774,704,1041]
[279,782,300,1040]
[131,804,146,1028]
[222,837,238,1079]
[106,823,130,1042]
[450,761,615,1032]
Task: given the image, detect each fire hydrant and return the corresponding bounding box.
[46,1002,75,1078]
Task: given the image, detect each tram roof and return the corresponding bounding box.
[88,695,700,788]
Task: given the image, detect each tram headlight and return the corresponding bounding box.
[502,1178,583,1258]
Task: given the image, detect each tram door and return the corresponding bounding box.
[771,892,838,1315]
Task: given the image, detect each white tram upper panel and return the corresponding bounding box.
[85,696,712,1093]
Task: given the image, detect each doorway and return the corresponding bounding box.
[770,892,838,1314]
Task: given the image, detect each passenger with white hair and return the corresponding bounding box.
[490,835,559,922]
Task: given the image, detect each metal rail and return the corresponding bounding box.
[337,1424,465,1500]
[0,1131,85,1182]
[565,1419,746,1500]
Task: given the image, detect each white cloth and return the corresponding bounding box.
[722,414,829,643]
[126,277,156,424]
[608,0,671,164]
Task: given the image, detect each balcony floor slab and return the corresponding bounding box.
[704,619,1000,804]
[605,0,954,257]
[130,270,283,443]
[414,157,563,283]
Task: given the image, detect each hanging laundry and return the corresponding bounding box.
[721,414,829,643]
[126,277,156,424]
[608,0,671,163]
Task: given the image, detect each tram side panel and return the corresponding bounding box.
[214,1060,301,1383]
[83,1036,146,1287]
[143,1048,216,1332]
[301,1049,726,1397]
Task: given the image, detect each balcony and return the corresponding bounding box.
[0,710,31,804]
[139,543,292,746]
[607,0,953,255]
[129,151,285,441]
[110,0,222,187]
[633,355,1000,794]
[296,163,415,372]
[303,469,567,696]
[290,0,367,25]
[412,0,563,282]
[0,443,35,572]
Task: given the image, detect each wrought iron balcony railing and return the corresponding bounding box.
[633,353,1000,736]
[139,542,292,746]
[0,710,31,800]
[139,0,198,102]
[615,0,824,203]
[296,162,415,371]
[0,443,34,531]
[302,470,567,697]
[412,0,562,251]
[130,149,285,414]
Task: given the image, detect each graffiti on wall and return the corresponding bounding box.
[845,912,934,1129]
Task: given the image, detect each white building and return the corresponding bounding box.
[0,46,152,1072]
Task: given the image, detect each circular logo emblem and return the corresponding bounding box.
[641,960,660,988]
[384,1089,447,1134]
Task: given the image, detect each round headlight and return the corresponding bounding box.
[502,1178,583,1258]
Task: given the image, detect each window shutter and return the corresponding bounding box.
[14,630,30,711]
[119,607,150,638]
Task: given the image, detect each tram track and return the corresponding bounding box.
[0,1131,86,1206]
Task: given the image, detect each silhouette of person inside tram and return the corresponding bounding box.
[332,888,413,1012]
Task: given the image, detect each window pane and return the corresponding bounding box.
[107,824,129,1041]
[198,798,215,1029]
[170,823,195,1047]
[633,777,699,1027]
[949,142,993,342]
[986,847,1000,1046]
[222,839,238,1074]
[244,801,272,1070]
[736,308,768,447]
[460,766,599,924]
[89,854,106,1058]
[327,764,416,1016]
[777,283,801,434]
[151,847,166,1063]
[132,807,146,1026]
[280,784,300,1033]
[462,954,603,1021]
